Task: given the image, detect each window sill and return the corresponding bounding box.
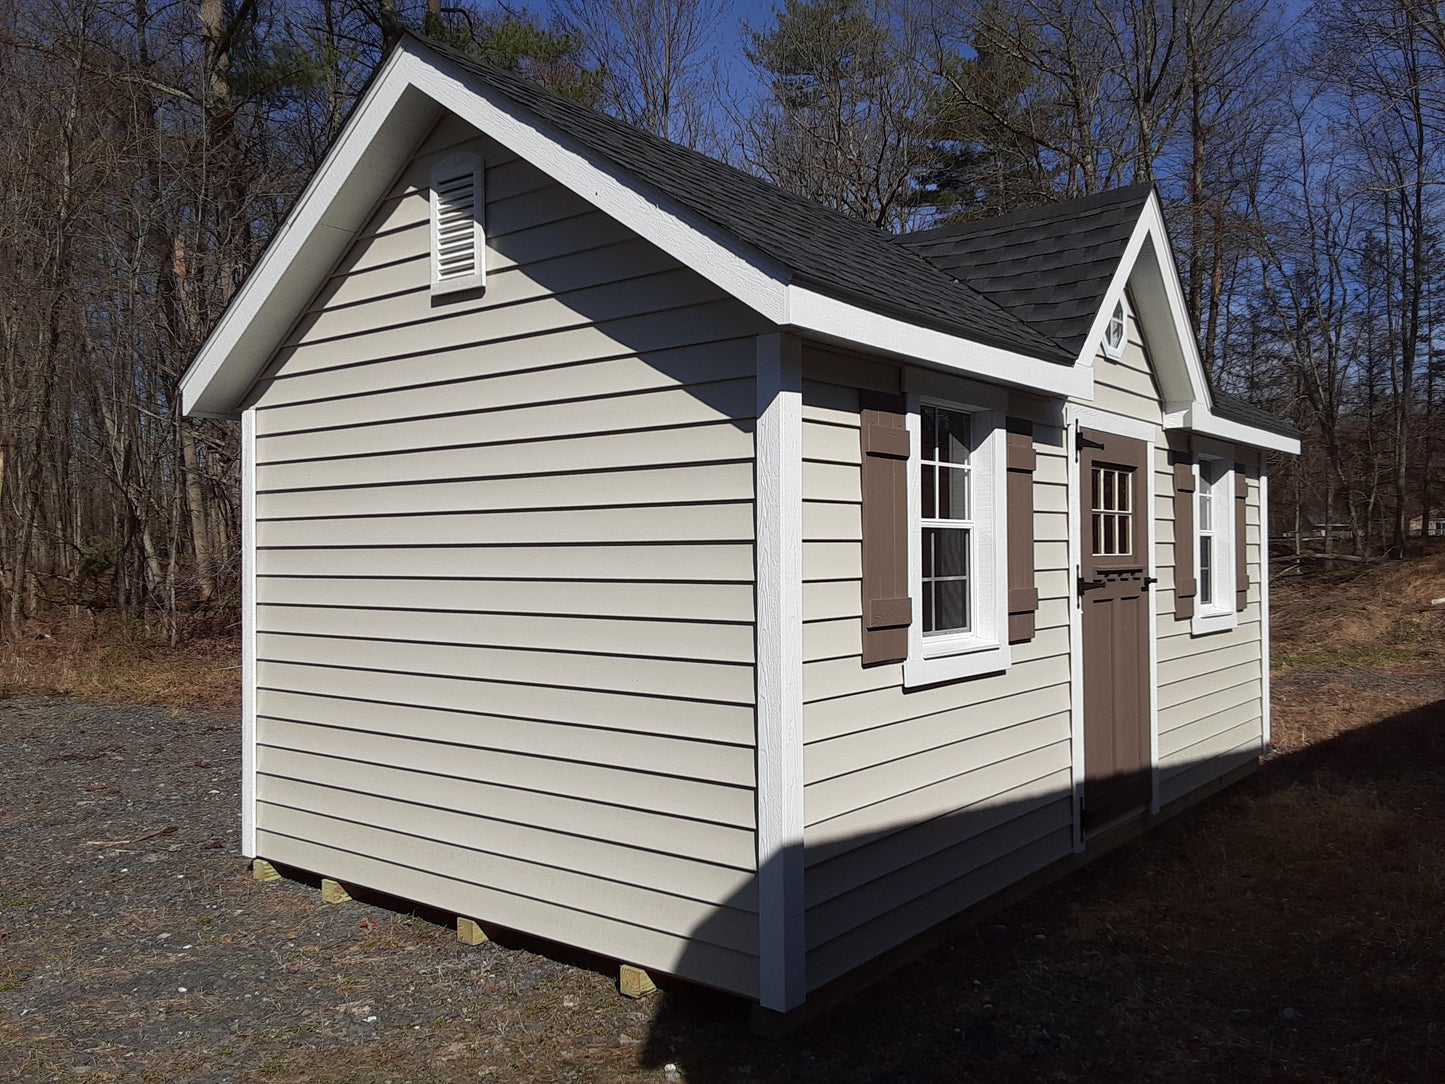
[903,641,1010,688]
[1191,608,1237,636]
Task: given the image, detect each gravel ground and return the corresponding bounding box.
[3,682,1443,1084]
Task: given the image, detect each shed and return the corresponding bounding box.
[181,34,1300,1022]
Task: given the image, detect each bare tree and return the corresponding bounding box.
[740,0,931,230]
[557,0,725,147]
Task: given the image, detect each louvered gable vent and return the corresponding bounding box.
[430,153,484,294]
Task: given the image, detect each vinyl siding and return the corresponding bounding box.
[1100,310,1266,807]
[246,115,768,998]
[798,354,1076,992]
[1155,447,1267,806]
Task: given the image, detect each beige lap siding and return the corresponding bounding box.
[1095,315,1266,804]
[247,116,768,997]
[1154,447,1266,807]
[799,370,1075,992]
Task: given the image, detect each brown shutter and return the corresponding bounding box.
[1172,459,1197,621]
[1006,425,1038,644]
[859,405,912,666]
[1235,467,1249,612]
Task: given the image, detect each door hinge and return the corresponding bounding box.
[1078,575,1105,596]
[1076,430,1106,452]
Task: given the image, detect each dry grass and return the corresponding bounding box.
[0,616,240,709]
[1271,551,1445,671]
[1,565,1443,1081]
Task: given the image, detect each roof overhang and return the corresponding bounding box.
[1074,190,1298,455]
[182,40,1086,419]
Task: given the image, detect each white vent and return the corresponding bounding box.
[430,154,484,295]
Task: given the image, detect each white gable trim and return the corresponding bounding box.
[182,40,1084,418]
[1073,191,1299,455]
[183,48,437,417]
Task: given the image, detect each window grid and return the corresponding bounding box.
[920,405,972,637]
[1104,301,1126,356]
[1198,459,1221,605]
[1091,465,1133,556]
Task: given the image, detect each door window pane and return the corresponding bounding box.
[1091,465,1133,556]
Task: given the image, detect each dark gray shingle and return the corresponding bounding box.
[412,35,1071,364]
[896,185,1153,357]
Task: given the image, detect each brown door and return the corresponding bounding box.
[1078,427,1151,834]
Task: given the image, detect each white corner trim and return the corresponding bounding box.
[1146,442,1160,814]
[240,408,258,859]
[1259,469,1273,753]
[754,332,805,1012]
[1065,415,1085,853]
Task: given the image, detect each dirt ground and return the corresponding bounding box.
[3,565,1445,1082]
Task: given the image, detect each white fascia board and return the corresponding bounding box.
[788,287,1090,399]
[1168,405,1300,454]
[1133,194,1213,407]
[424,52,1077,389]
[413,50,791,324]
[182,49,436,418]
[184,39,1088,416]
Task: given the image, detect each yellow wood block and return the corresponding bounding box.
[457,917,488,945]
[321,877,351,903]
[251,859,281,883]
[619,964,656,999]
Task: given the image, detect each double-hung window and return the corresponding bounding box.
[904,398,1009,686]
[1192,453,1236,634]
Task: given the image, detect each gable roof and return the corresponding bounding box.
[415,37,1069,364]
[896,184,1153,359]
[178,35,1296,453]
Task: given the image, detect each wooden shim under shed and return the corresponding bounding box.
[619,964,656,999]
[321,878,351,904]
[457,917,488,945]
[252,859,281,882]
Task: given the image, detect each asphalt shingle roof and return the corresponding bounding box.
[896,184,1154,359]
[1211,389,1300,438]
[413,35,1071,364]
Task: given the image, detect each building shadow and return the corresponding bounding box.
[638,696,1445,1083]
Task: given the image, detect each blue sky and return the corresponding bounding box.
[525,0,782,91]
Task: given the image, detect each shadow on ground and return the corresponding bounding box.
[636,694,1445,1083]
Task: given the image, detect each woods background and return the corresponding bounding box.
[2,0,1442,642]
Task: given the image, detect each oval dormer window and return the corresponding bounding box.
[1103,300,1126,359]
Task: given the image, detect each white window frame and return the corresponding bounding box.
[904,394,1010,687]
[429,151,485,296]
[1192,443,1237,636]
[1102,299,1127,360]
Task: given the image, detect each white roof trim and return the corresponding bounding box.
[1071,189,1294,452]
[787,287,1090,398]
[1165,405,1300,454]
[182,40,1081,418]
[183,48,434,417]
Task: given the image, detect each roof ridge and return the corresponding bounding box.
[898,182,1156,245]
